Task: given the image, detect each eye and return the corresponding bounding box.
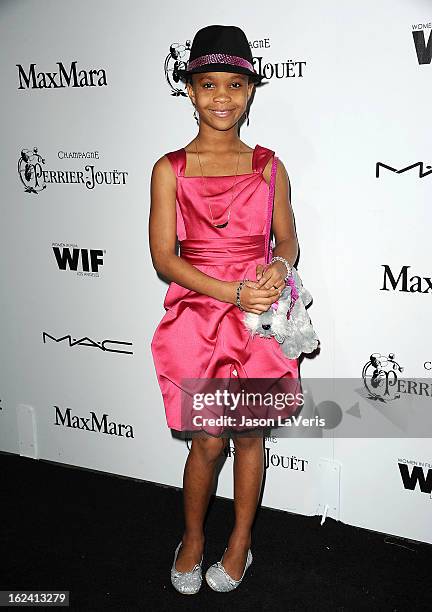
[202,81,243,88]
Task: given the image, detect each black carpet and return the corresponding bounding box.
[1,451,431,611]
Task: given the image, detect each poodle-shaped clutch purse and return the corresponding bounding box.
[242,153,319,359]
[243,267,319,359]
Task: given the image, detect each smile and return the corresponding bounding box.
[209,109,235,118]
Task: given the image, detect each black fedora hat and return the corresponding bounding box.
[177,24,265,85]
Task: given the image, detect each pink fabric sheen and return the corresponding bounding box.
[150,144,299,431]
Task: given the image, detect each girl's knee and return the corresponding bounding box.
[191,436,226,462]
[233,435,263,452]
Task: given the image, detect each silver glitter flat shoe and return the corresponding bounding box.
[170,541,203,595]
[205,547,253,592]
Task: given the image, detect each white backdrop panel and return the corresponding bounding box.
[0,0,430,544]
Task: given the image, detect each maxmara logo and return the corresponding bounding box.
[17,61,107,90]
[54,406,134,437]
[381,265,432,293]
[18,147,128,194]
[165,37,306,96]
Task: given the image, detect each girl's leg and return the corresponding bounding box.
[221,435,264,579]
[175,434,227,572]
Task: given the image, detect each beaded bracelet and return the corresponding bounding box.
[236,278,249,311]
[270,256,292,280]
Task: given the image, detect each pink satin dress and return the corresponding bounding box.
[151,144,299,431]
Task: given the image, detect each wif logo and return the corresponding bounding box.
[53,243,105,276]
[412,23,432,65]
[398,462,432,496]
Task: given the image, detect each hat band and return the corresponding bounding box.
[187,53,255,73]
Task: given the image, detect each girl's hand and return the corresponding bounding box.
[236,279,281,314]
[255,262,287,291]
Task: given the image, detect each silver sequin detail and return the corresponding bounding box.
[205,548,253,592]
[170,541,203,595]
[187,53,254,72]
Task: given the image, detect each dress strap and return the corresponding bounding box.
[165,149,185,177]
[167,146,274,176]
[254,145,275,174]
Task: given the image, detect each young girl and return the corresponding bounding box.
[149,25,299,594]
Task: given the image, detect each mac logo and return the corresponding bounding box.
[376,162,432,179]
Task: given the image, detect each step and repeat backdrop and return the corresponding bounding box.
[1,1,431,544]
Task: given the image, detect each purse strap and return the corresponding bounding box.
[264,153,278,264]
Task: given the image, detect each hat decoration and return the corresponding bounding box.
[176,25,265,85]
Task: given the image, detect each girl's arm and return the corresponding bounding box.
[149,155,278,307]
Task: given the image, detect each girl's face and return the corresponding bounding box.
[186,71,254,129]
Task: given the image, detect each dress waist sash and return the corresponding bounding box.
[179,234,265,264]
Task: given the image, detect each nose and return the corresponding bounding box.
[262,324,271,330]
[213,88,231,102]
